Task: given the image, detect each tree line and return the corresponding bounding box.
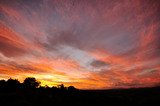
[0,77,77,91]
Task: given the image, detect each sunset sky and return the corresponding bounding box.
[0,0,160,89]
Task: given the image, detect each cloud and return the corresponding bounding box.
[0,23,29,57]
[0,37,27,57]
[90,60,109,68]
[0,0,160,89]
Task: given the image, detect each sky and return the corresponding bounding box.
[0,0,160,89]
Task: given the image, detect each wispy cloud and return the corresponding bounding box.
[0,0,159,89]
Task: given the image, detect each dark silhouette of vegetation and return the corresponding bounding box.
[68,86,77,92]
[58,84,66,90]
[0,77,159,106]
[6,78,21,90]
[0,80,6,89]
[23,77,40,88]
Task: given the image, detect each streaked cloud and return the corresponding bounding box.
[0,0,159,89]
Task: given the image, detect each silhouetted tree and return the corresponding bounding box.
[51,86,58,91]
[0,80,6,89]
[44,85,50,89]
[23,77,40,88]
[58,84,66,90]
[68,86,77,91]
[6,78,20,90]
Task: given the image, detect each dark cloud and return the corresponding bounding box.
[90,60,108,68]
[43,30,80,50]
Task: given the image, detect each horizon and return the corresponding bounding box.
[1,77,159,90]
[0,0,160,89]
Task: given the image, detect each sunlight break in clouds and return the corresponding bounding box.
[0,0,160,89]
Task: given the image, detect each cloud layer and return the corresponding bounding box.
[0,0,160,89]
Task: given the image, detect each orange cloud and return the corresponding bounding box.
[0,0,159,89]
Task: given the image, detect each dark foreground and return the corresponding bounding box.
[0,87,160,106]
